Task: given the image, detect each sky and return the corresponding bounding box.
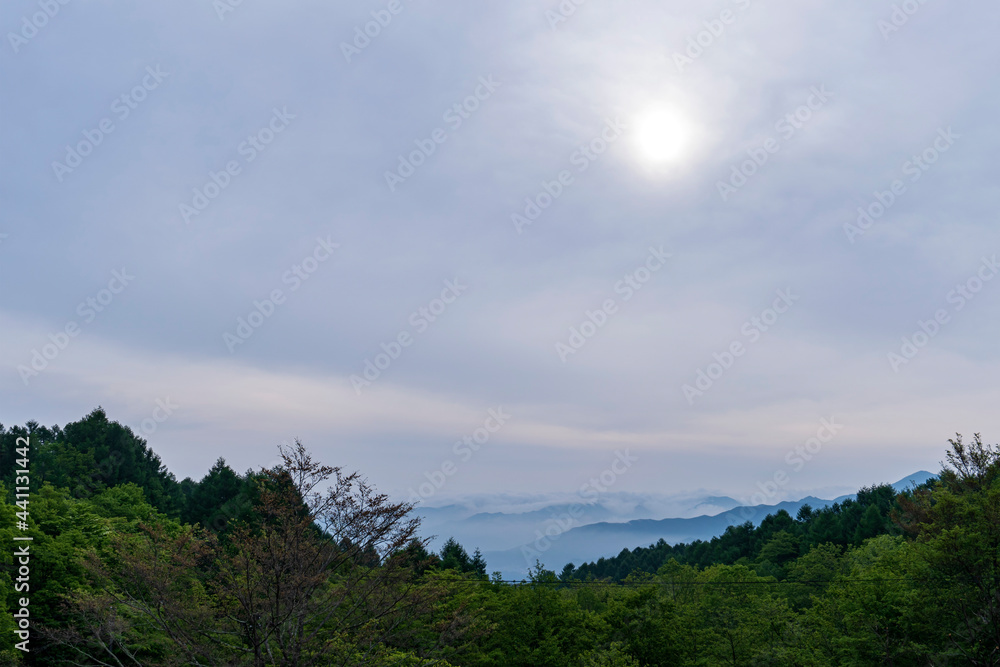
[2,0,998,506]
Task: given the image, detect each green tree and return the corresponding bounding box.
[30,408,184,516]
[853,503,887,543]
[757,530,800,578]
[895,433,1000,664]
[602,582,681,666]
[808,535,931,665]
[440,537,473,573]
[581,641,640,667]
[181,457,249,530]
[471,548,488,578]
[685,564,799,665]
[784,542,845,609]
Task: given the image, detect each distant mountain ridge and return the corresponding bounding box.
[480,471,937,579]
[415,490,745,553]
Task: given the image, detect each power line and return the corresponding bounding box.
[426,577,927,587]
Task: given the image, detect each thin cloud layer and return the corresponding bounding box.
[2,0,999,498]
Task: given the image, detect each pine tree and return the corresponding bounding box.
[471,548,488,577]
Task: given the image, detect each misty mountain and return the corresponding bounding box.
[414,491,743,552]
[481,471,936,579]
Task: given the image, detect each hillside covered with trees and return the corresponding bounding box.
[2,408,999,665]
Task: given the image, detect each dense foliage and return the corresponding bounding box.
[2,409,999,665]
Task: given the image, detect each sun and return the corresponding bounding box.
[633,107,693,165]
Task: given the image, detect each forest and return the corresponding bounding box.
[1,407,999,665]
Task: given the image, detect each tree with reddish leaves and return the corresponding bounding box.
[212,440,432,666]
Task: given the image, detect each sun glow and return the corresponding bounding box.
[633,107,694,165]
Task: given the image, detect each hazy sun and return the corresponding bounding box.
[633,107,693,165]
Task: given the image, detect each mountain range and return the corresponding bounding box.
[414,471,936,580]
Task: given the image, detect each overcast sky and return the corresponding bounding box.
[2,0,998,504]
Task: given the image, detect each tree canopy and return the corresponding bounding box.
[2,412,998,666]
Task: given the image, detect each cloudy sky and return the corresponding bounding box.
[2,0,998,505]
